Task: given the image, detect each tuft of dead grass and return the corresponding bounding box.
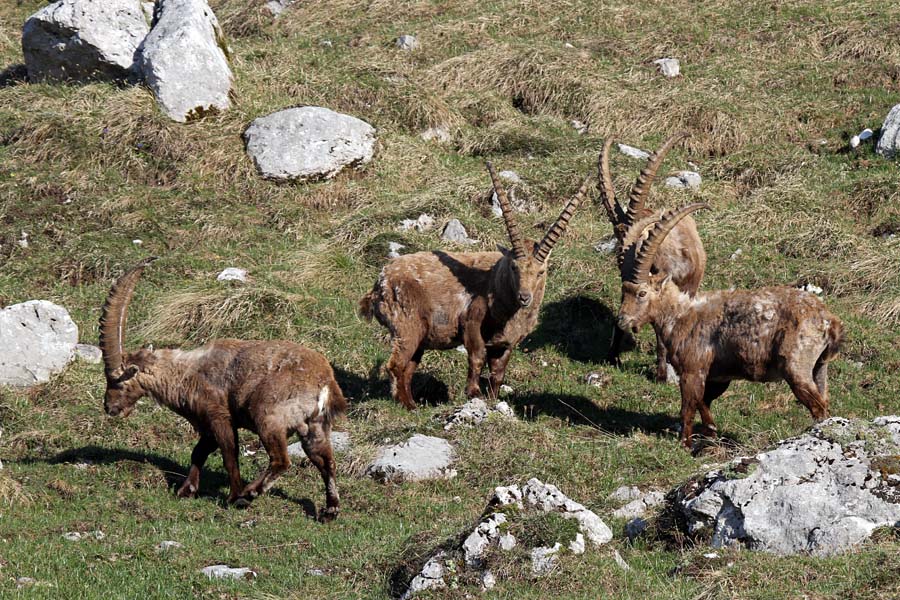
[141,283,310,344]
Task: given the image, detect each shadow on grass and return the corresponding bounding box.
[0,64,27,88]
[524,295,621,363]
[507,392,677,436]
[37,446,319,512]
[333,361,451,406]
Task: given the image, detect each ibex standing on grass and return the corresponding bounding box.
[100,259,346,520]
[360,163,589,408]
[598,133,707,381]
[616,206,844,449]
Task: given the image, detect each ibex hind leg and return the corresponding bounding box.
[300,421,340,522]
[240,428,291,501]
[387,336,424,410]
[784,364,830,421]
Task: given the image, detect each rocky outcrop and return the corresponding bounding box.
[22,0,149,82]
[876,104,900,159]
[660,417,900,556]
[139,0,233,122]
[0,301,78,387]
[397,478,611,598]
[243,107,376,181]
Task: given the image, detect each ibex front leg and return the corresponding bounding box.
[463,321,487,398]
[177,433,217,498]
[678,372,706,450]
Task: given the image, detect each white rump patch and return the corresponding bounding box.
[318,386,330,413]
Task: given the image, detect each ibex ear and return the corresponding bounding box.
[656,274,672,289]
[116,365,139,383]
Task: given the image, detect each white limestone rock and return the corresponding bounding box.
[139,0,233,122]
[617,143,650,160]
[876,104,900,159]
[395,35,418,51]
[663,417,900,556]
[201,565,256,580]
[664,171,702,189]
[0,301,78,387]
[441,219,476,244]
[22,0,149,82]
[366,434,456,483]
[244,107,376,181]
[216,267,247,282]
[74,343,102,364]
[654,57,680,78]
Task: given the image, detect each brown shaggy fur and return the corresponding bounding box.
[617,207,844,449]
[100,260,346,520]
[360,164,589,408]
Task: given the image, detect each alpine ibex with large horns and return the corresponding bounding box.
[359,163,589,408]
[616,205,844,449]
[598,132,707,382]
[100,259,346,520]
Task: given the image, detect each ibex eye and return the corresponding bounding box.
[638,290,648,298]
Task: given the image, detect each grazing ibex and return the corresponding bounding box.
[616,205,844,449]
[100,259,346,520]
[359,163,589,408]
[598,132,707,381]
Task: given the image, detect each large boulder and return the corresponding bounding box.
[139,0,232,122]
[243,107,376,182]
[660,417,900,556]
[0,301,78,387]
[22,0,149,82]
[876,104,900,159]
[366,434,455,483]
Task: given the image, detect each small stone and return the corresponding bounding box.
[499,532,517,551]
[799,283,824,296]
[730,248,743,260]
[608,485,643,503]
[74,344,103,364]
[664,171,701,189]
[395,34,418,50]
[156,540,182,551]
[420,127,451,143]
[703,552,720,559]
[132,239,142,246]
[495,401,514,417]
[585,371,610,388]
[16,577,36,589]
[17,232,29,249]
[264,0,296,17]
[441,219,476,244]
[617,143,650,160]
[387,241,405,259]
[398,213,435,232]
[217,267,247,283]
[654,58,680,78]
[455,345,467,354]
[499,384,513,395]
[307,568,325,576]
[481,570,496,590]
[571,120,589,134]
[594,235,618,255]
[400,553,446,600]
[613,490,665,519]
[613,549,631,571]
[569,532,586,554]
[201,565,257,580]
[498,170,521,184]
[530,543,561,575]
[564,42,574,48]
[319,39,333,48]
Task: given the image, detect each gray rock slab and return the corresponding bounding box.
[23,0,149,82]
[366,434,456,483]
[0,301,78,387]
[139,0,232,122]
[663,416,900,556]
[244,106,376,181]
[664,171,702,189]
[74,343,102,364]
[876,104,900,159]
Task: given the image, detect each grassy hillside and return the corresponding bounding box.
[1,0,899,597]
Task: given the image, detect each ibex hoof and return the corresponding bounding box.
[319,506,339,523]
[231,496,252,509]
[176,482,197,498]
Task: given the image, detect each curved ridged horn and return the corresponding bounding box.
[598,137,625,232]
[617,213,661,268]
[486,162,527,260]
[629,203,708,283]
[99,257,157,380]
[534,173,591,263]
[622,131,689,229]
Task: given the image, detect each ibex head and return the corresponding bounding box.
[486,163,589,308]
[99,257,157,417]
[617,203,709,333]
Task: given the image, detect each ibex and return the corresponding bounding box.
[598,132,707,382]
[359,163,589,408]
[100,259,346,520]
[616,205,844,449]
